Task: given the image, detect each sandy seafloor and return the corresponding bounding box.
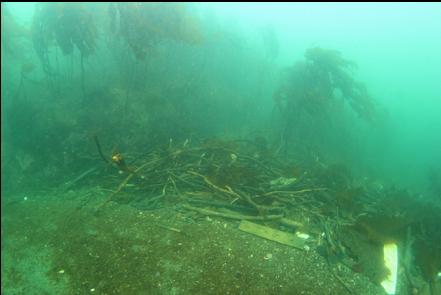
[1,188,404,295]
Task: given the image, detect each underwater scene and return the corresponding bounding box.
[1,2,441,295]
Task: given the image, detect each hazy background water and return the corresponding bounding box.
[200,2,441,192]
[2,2,441,195]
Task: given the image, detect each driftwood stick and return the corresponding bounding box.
[156,223,182,233]
[96,160,156,210]
[279,218,305,229]
[331,270,353,294]
[182,204,283,221]
[225,185,261,212]
[187,198,260,213]
[93,135,109,163]
[264,188,328,197]
[97,173,135,210]
[189,171,261,211]
[64,166,97,190]
[188,171,231,195]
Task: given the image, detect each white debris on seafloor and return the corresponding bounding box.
[381,243,398,295]
[296,232,310,240]
[264,253,273,260]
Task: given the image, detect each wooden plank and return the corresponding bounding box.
[239,220,306,250]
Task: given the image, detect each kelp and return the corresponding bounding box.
[275,47,376,121]
[31,2,96,98]
[109,3,203,60]
[1,3,28,57]
[32,3,96,59]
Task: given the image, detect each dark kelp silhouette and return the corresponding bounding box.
[31,3,96,97]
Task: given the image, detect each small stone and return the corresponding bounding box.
[58,269,65,274]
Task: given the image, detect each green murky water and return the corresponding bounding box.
[2,3,440,294]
